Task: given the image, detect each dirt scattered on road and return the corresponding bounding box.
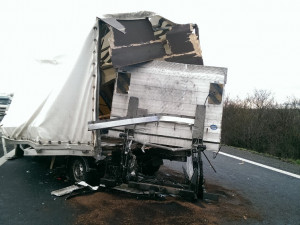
[69,167,262,225]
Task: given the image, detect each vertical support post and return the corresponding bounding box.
[127,97,139,118]
[50,156,56,170]
[190,105,206,199]
[192,105,206,140]
[126,97,139,134]
[94,19,102,159]
[2,137,7,155]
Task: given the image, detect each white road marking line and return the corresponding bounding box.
[0,150,16,167]
[219,152,300,179]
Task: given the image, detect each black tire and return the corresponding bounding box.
[142,164,161,176]
[140,156,162,176]
[69,157,89,183]
[15,145,24,158]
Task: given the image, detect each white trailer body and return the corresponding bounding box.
[1,12,227,157]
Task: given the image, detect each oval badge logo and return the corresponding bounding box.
[210,124,218,130]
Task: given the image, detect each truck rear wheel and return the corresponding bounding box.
[15,144,24,157]
[139,155,163,176]
[69,157,89,183]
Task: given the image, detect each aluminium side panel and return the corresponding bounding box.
[109,60,227,151]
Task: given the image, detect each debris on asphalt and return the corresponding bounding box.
[51,181,99,197]
[70,180,263,225]
[77,181,99,191]
[51,185,85,197]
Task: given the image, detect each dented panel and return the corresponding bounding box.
[111,19,155,46]
[166,24,195,54]
[164,53,203,65]
[99,13,204,69]
[111,42,165,68]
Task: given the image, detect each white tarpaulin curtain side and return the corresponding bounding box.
[1,22,99,149]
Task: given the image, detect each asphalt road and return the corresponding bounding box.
[0,138,300,225]
[0,137,78,225]
[212,147,300,225]
[165,146,300,225]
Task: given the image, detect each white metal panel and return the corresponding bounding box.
[134,133,192,149]
[112,94,198,117]
[135,123,193,139]
[130,72,213,92]
[138,99,197,117]
[126,61,227,83]
[128,83,209,105]
[109,60,226,149]
[110,108,128,117]
[111,93,129,117]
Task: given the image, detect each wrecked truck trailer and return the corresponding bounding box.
[1,12,227,200]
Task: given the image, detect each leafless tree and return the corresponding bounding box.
[221,90,300,160]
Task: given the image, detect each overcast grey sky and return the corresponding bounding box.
[1,0,299,102]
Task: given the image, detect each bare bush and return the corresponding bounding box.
[221,90,300,160]
[245,89,275,109]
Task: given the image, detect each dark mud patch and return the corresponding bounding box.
[70,167,262,225]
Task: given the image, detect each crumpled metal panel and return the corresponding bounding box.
[108,19,166,68]
[164,53,203,65]
[166,24,195,54]
[112,19,155,46]
[111,43,165,68]
[100,18,126,34]
[99,13,204,68]
[164,24,203,65]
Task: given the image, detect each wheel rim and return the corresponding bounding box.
[73,160,85,181]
